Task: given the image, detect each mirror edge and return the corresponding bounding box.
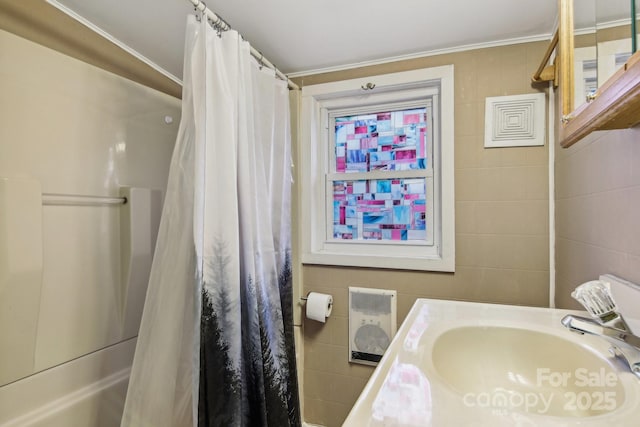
[559,0,640,148]
[560,50,640,147]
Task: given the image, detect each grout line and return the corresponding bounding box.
[556,236,638,257]
[555,183,640,200]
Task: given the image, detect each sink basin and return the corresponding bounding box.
[344,299,640,427]
[431,326,625,417]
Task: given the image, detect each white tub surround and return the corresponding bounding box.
[0,339,135,427]
[0,26,179,426]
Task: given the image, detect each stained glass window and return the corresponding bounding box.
[334,108,428,173]
[332,178,427,241]
[330,106,430,242]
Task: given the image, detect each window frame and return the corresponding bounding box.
[300,66,455,272]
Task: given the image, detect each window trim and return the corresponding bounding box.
[300,66,455,272]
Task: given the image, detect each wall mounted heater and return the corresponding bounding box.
[348,287,397,366]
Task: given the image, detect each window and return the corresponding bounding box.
[300,66,454,271]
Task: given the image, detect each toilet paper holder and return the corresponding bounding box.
[300,292,333,309]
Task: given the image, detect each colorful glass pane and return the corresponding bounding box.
[332,178,427,241]
[334,108,428,172]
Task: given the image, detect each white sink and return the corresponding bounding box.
[343,299,640,427]
[431,326,625,417]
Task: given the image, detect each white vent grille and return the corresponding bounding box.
[484,93,545,148]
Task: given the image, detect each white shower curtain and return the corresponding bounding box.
[122,14,300,427]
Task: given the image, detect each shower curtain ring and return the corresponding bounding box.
[195,1,206,22]
[210,15,223,37]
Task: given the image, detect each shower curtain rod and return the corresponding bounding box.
[186,0,300,91]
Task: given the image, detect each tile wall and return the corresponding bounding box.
[293,40,552,426]
[555,127,640,308]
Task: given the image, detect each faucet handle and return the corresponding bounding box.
[572,280,629,329]
[572,280,617,317]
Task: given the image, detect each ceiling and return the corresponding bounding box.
[47,0,563,82]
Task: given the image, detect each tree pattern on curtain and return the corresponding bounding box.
[199,243,300,426]
[193,13,300,426]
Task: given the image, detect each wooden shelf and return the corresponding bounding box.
[560,51,640,148]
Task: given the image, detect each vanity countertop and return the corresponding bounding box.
[342,298,640,427]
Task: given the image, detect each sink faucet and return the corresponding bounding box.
[561,314,640,377]
[562,279,640,379]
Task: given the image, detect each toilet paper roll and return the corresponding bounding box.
[305,292,333,323]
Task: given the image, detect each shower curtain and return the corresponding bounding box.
[121,14,300,427]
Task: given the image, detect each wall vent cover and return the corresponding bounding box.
[484,93,545,148]
[348,287,397,366]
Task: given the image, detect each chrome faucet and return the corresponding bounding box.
[561,314,640,377]
[562,280,640,379]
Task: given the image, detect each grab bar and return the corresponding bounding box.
[42,193,127,207]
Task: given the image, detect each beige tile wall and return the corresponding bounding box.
[555,127,640,309]
[293,40,552,427]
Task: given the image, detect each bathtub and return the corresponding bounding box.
[0,339,135,427]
